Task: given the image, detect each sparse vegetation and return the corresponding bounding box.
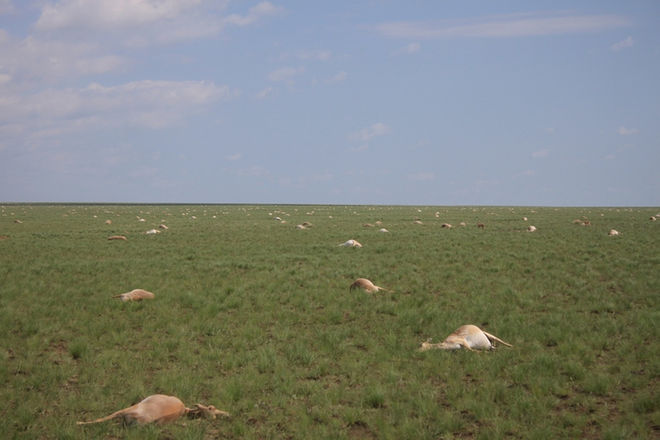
[1,204,658,439]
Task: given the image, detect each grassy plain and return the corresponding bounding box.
[0,204,658,439]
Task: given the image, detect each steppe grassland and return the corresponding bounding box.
[0,204,658,439]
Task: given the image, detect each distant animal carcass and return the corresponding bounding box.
[113,289,155,302]
[339,239,362,248]
[76,394,229,426]
[349,278,387,293]
[419,325,512,352]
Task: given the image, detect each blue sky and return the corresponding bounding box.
[1,1,658,206]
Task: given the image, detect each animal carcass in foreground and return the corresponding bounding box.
[349,278,387,293]
[419,325,512,351]
[339,239,362,248]
[76,394,229,426]
[113,289,155,302]
[608,229,620,236]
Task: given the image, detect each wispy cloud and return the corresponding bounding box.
[327,71,347,84]
[409,171,435,181]
[224,1,283,27]
[617,126,638,135]
[393,42,421,55]
[256,86,274,99]
[33,1,281,47]
[0,80,234,145]
[0,0,14,15]
[532,149,549,158]
[296,50,332,61]
[374,12,630,39]
[236,165,269,177]
[268,66,304,83]
[35,0,203,30]
[0,35,125,82]
[349,122,390,142]
[611,36,634,51]
[226,153,242,161]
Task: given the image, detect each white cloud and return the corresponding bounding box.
[224,1,282,27]
[236,165,269,177]
[35,0,206,30]
[409,171,435,181]
[532,149,549,158]
[32,1,281,47]
[327,71,347,84]
[226,153,242,161]
[0,35,125,83]
[0,80,233,145]
[611,36,634,51]
[617,126,638,135]
[404,42,421,53]
[296,50,331,61]
[392,42,421,55]
[349,122,390,142]
[0,0,14,14]
[268,66,304,83]
[256,86,274,99]
[375,13,630,39]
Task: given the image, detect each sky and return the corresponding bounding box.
[1,1,659,206]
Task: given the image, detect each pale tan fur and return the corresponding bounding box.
[77,394,186,425]
[419,325,512,352]
[107,235,127,241]
[608,229,620,236]
[158,224,169,229]
[441,223,452,229]
[527,225,537,232]
[77,394,230,426]
[339,239,362,248]
[350,278,388,293]
[113,289,155,302]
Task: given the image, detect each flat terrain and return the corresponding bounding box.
[1,204,658,439]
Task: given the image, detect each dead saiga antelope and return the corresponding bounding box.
[419,325,512,352]
[77,394,229,426]
[113,288,155,302]
[349,278,388,293]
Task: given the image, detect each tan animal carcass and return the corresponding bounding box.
[107,235,127,241]
[419,325,512,351]
[77,394,229,426]
[113,289,155,302]
[608,229,620,236]
[339,239,362,248]
[349,278,387,293]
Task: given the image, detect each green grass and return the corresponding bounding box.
[1,204,658,439]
